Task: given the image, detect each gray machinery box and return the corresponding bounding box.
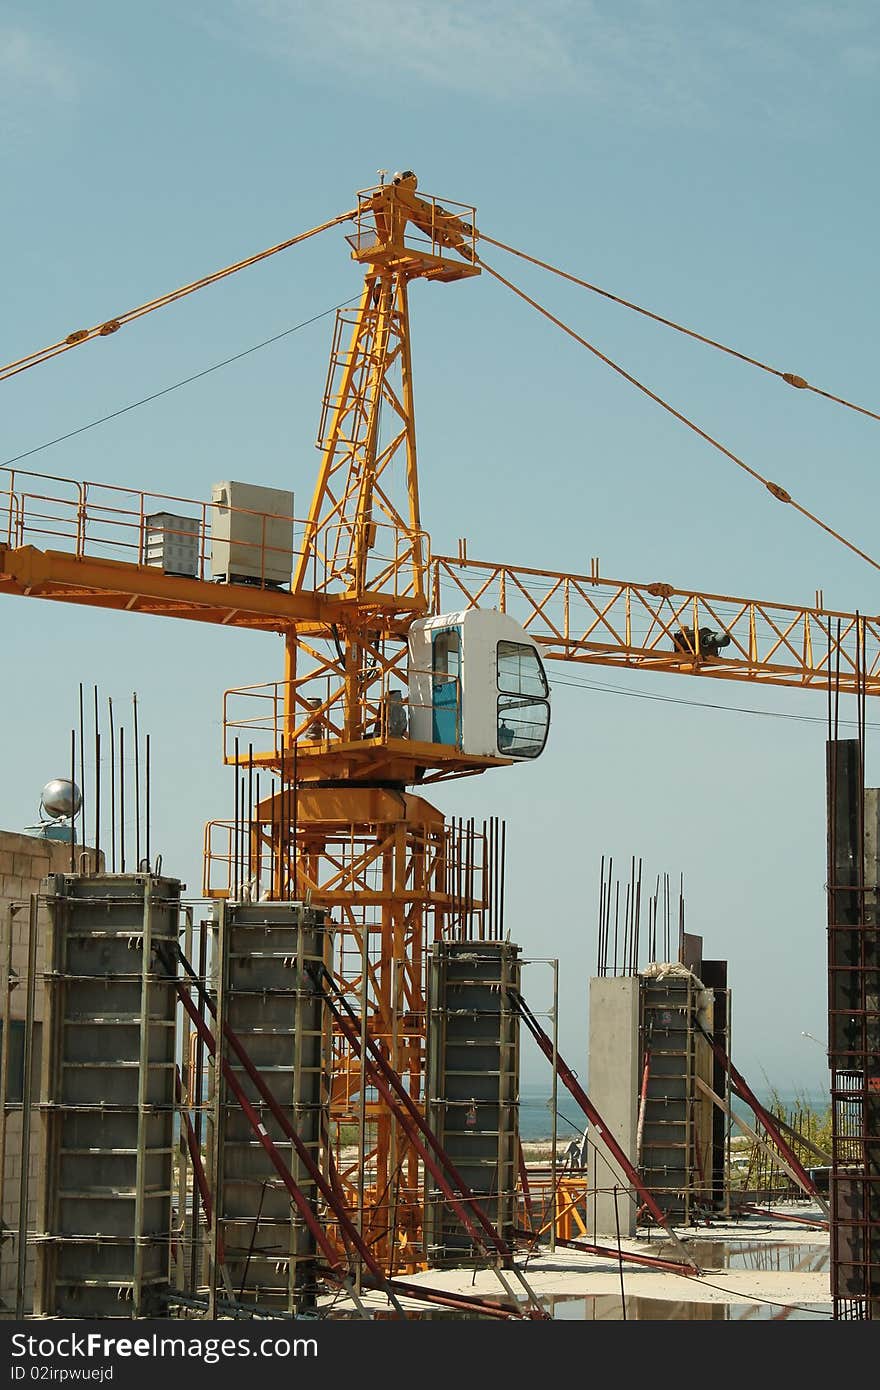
[143,511,200,577]
[210,481,295,585]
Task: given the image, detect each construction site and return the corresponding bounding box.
[0,173,877,1323]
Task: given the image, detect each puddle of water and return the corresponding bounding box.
[547,1294,832,1320]
[542,1232,831,1319]
[682,1239,829,1274]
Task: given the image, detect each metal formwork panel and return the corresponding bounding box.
[639,973,714,1224]
[425,941,519,1267]
[209,901,330,1312]
[826,749,880,1318]
[35,873,180,1318]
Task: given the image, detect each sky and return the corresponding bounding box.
[2,1,879,1094]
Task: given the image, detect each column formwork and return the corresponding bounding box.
[425,940,520,1267]
[35,872,180,1318]
[207,900,331,1313]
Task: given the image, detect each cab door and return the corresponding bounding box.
[431,628,461,745]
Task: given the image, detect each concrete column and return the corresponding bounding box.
[588,977,640,1237]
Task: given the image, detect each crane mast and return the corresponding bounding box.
[259,174,490,1264]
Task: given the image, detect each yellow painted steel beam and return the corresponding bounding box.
[433,554,880,697]
[231,738,507,784]
[0,543,335,630]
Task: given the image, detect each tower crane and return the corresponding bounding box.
[1,171,877,1272]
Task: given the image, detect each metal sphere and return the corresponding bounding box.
[41,778,82,820]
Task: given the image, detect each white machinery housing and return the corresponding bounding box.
[210,481,295,586]
[408,609,550,759]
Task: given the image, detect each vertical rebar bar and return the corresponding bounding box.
[119,725,126,874]
[292,740,298,900]
[93,685,100,867]
[550,958,559,1254]
[133,693,141,869]
[664,874,671,961]
[278,744,285,900]
[247,746,254,893]
[597,855,605,976]
[69,730,76,873]
[678,874,685,964]
[494,817,500,941]
[145,733,151,871]
[78,682,86,855]
[254,773,261,899]
[453,817,460,939]
[481,818,487,940]
[467,817,475,940]
[623,882,630,979]
[94,733,101,870]
[108,698,116,873]
[629,855,636,974]
[232,738,240,900]
[835,618,841,740]
[827,618,833,745]
[497,817,503,939]
[634,858,642,975]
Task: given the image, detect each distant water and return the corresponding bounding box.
[517,1086,830,1143]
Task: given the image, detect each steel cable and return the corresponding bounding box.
[1,208,355,383]
[1,296,360,469]
[477,254,880,576]
[479,232,880,425]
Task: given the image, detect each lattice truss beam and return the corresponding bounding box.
[433,556,880,695]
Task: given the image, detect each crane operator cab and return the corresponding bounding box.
[408,609,551,760]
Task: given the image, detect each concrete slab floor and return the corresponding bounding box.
[321,1203,832,1320]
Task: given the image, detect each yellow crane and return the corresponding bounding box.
[1,172,876,1270]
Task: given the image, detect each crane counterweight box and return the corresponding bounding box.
[210,481,295,586]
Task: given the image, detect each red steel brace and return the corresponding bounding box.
[171,944,536,1320]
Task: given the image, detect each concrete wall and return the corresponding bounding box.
[588,977,640,1237]
[0,831,100,1315]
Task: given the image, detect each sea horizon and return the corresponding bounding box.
[517,1081,830,1143]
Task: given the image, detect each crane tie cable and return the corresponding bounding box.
[477,254,880,576]
[479,232,880,426]
[0,208,356,384]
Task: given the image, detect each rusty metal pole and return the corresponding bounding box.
[550,959,558,1254]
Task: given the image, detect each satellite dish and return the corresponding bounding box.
[40,778,82,821]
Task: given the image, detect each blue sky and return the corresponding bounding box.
[2,1,879,1092]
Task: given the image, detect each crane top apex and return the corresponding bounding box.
[348,177,480,283]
